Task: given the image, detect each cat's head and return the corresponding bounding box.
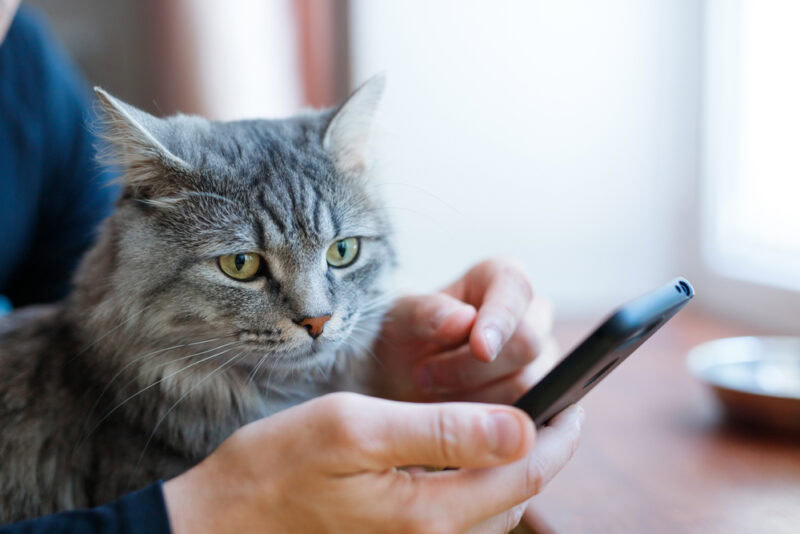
[74,76,395,376]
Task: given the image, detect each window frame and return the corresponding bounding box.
[697,0,800,333]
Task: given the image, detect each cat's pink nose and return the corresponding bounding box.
[294,314,332,339]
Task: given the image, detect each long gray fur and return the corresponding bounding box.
[0,76,395,521]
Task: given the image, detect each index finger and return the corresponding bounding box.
[445,259,534,362]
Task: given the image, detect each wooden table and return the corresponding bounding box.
[519,311,800,534]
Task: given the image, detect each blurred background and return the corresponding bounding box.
[28,0,799,331]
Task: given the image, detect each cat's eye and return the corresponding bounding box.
[326,237,360,268]
[218,253,264,281]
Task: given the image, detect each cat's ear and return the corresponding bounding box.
[94,87,191,197]
[323,74,385,176]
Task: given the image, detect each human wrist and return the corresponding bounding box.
[163,456,244,534]
[164,429,285,534]
[163,463,213,534]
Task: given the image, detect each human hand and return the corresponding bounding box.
[373,259,558,403]
[164,393,583,534]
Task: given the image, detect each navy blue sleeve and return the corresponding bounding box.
[0,482,172,534]
[0,7,120,307]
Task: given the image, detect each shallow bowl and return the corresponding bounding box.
[687,336,800,432]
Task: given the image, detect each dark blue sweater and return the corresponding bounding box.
[0,8,171,534]
[0,484,171,534]
[0,7,118,307]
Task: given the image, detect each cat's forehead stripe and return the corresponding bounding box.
[258,192,288,235]
[247,174,345,244]
[253,217,267,251]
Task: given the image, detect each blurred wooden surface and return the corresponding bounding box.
[520,310,800,534]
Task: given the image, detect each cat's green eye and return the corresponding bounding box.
[218,253,263,281]
[326,237,360,268]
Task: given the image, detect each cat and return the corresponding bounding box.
[0,75,395,522]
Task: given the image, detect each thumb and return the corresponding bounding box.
[307,393,536,470]
[386,293,477,345]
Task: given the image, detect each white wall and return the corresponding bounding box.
[350,0,702,319]
[177,0,302,120]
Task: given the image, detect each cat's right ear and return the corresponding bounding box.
[94,87,191,198]
[323,74,386,177]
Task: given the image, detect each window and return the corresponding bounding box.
[704,0,800,291]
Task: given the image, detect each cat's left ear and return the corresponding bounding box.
[323,74,386,176]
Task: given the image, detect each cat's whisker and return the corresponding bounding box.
[263,365,276,401]
[151,340,240,369]
[82,344,241,444]
[135,350,247,468]
[347,331,383,369]
[73,302,158,358]
[356,313,390,330]
[311,358,327,383]
[80,337,223,435]
[359,293,398,311]
[74,339,235,454]
[246,352,270,389]
[88,339,242,431]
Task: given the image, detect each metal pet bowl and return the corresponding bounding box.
[687,336,800,432]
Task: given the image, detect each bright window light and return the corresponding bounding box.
[704,0,800,290]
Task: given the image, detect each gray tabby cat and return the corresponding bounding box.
[0,76,395,522]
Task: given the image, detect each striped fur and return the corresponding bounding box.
[0,76,396,521]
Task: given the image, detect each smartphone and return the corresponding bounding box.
[514,277,694,427]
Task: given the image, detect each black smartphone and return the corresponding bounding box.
[514,277,694,427]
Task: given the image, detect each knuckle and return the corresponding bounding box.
[386,295,413,320]
[492,302,519,338]
[523,454,546,496]
[515,273,534,303]
[434,409,465,465]
[319,391,360,414]
[411,295,452,337]
[496,258,534,301]
[412,298,435,332]
[319,392,363,446]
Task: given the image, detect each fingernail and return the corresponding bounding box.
[576,405,585,428]
[484,327,502,360]
[414,366,433,391]
[487,411,523,457]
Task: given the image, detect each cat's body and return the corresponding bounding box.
[0,77,393,522]
[0,305,197,517]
